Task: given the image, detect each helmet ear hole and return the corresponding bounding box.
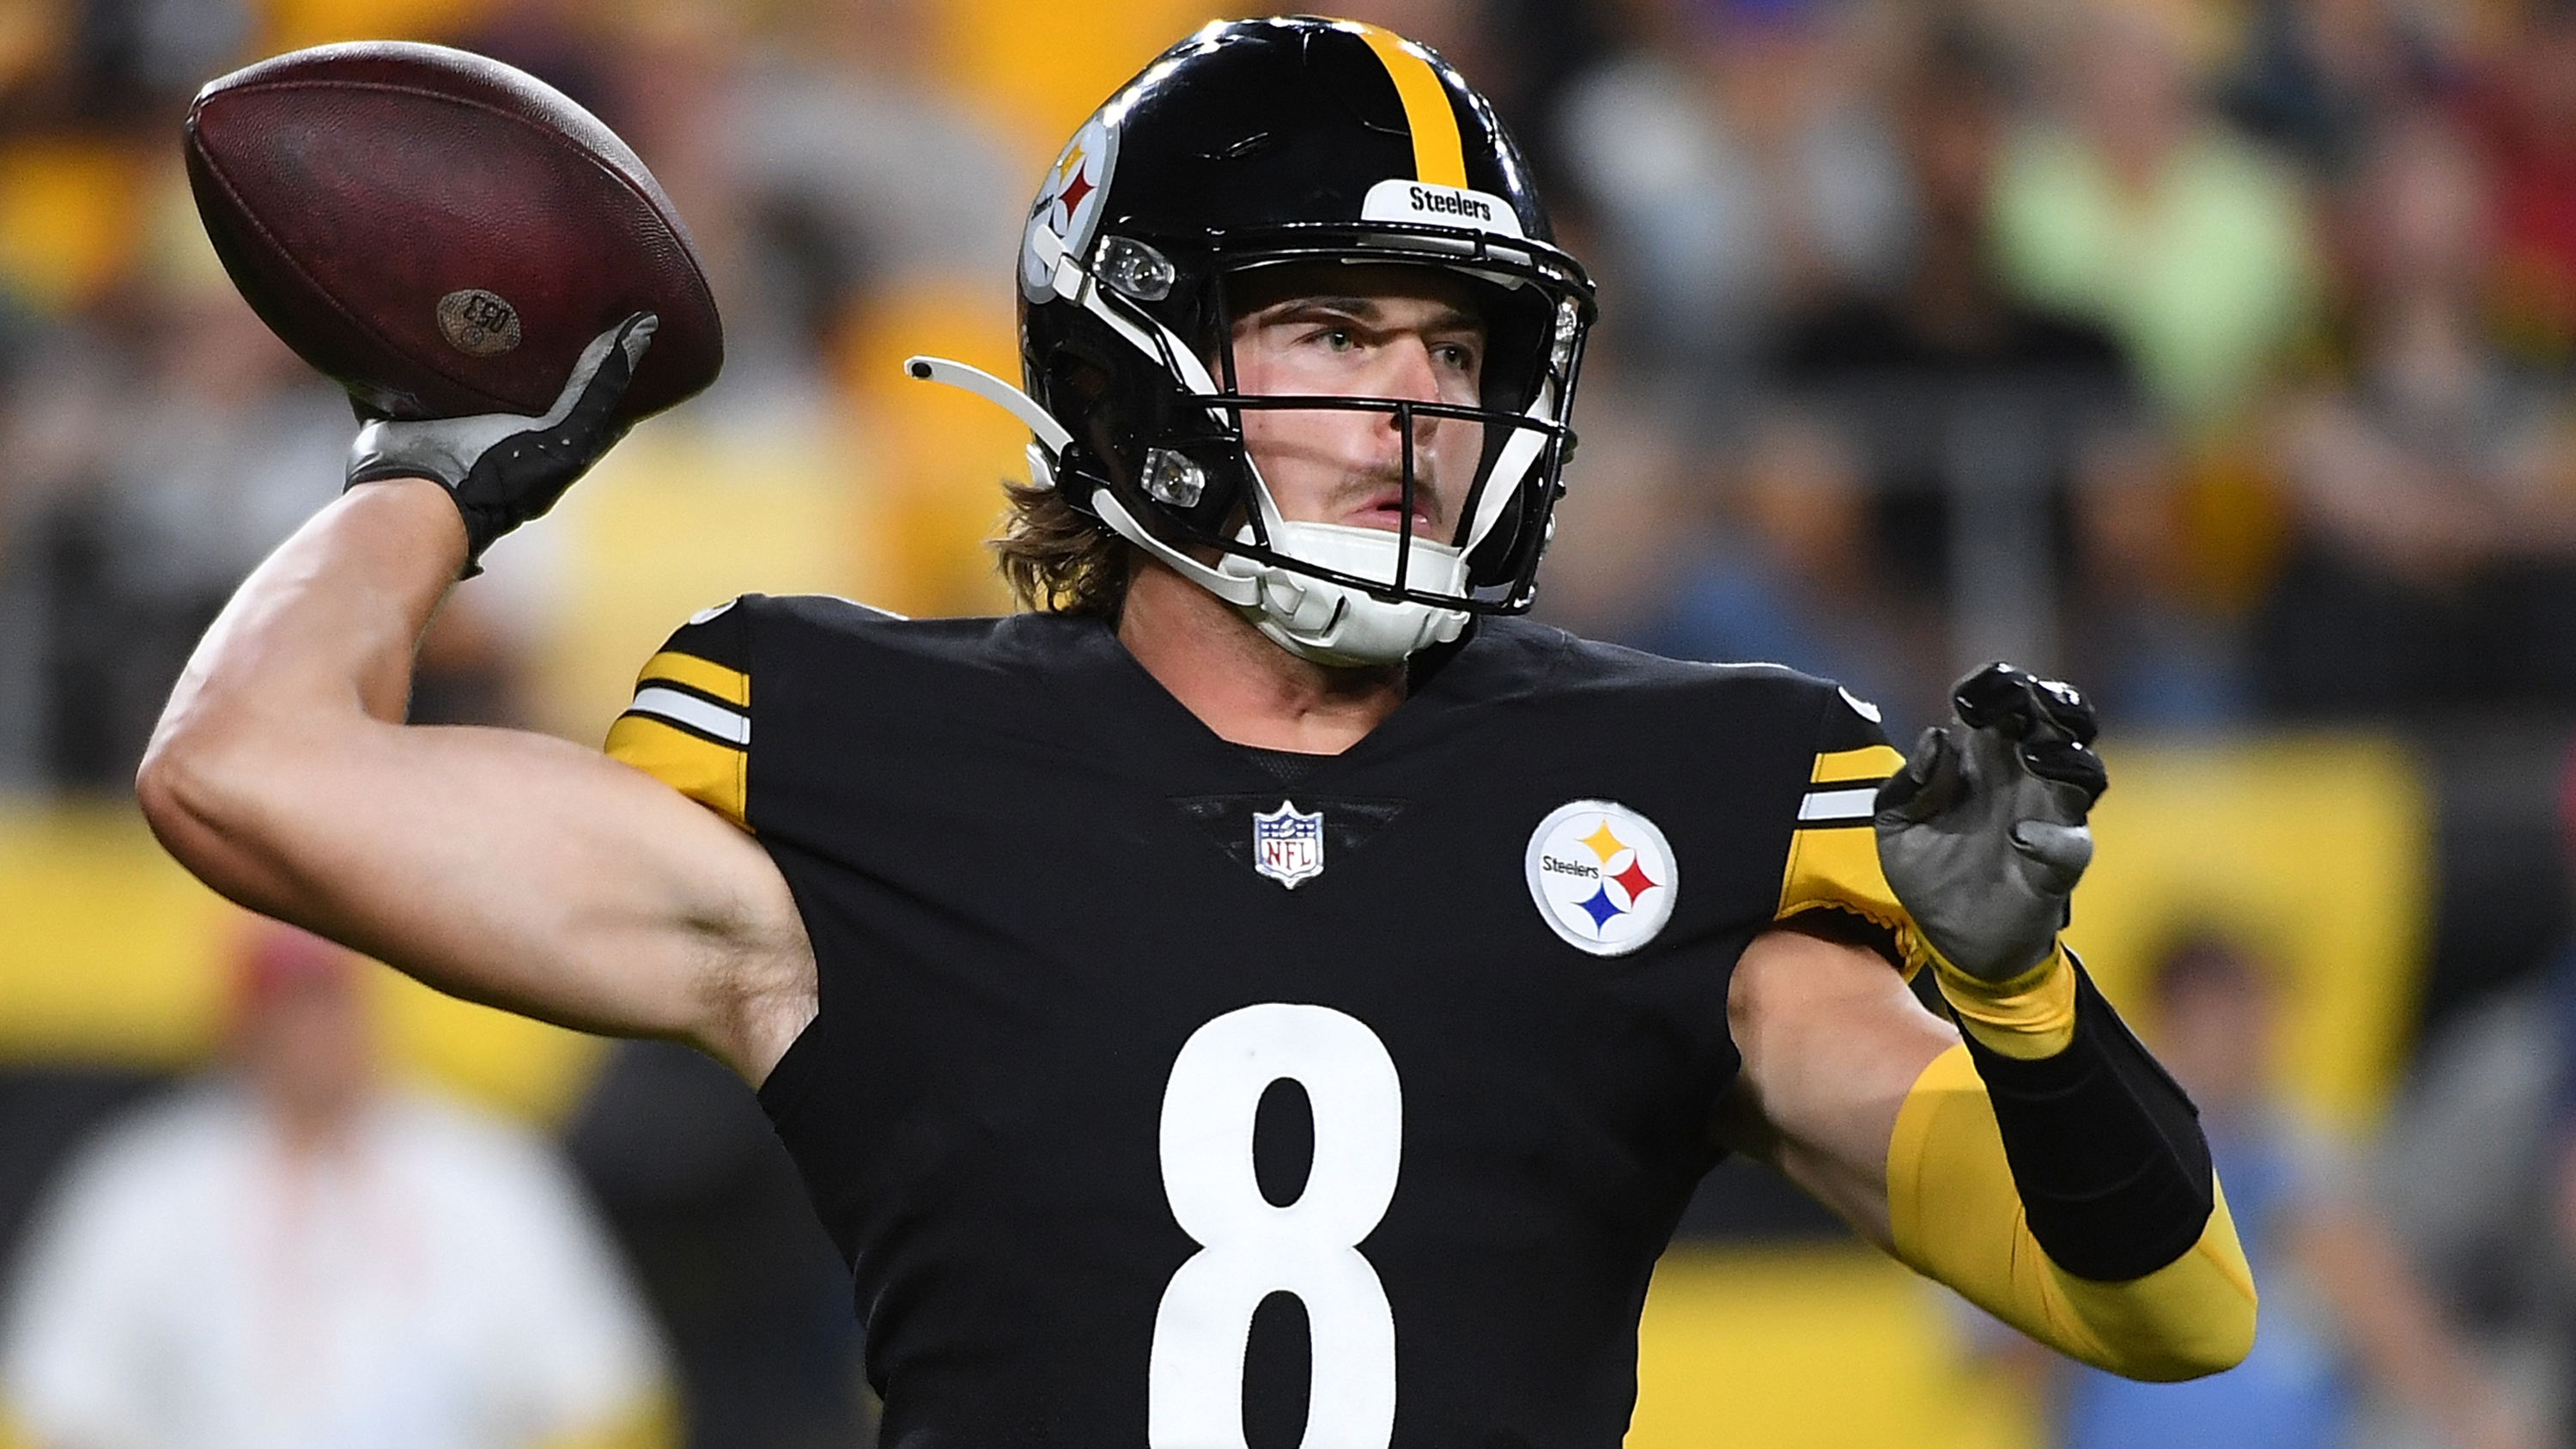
[1044,337,1139,475]
[1051,352,1111,410]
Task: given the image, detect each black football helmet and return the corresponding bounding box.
[910,15,1595,663]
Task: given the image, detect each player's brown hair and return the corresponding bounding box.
[991,478,1135,617]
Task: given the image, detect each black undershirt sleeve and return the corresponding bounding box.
[1953,960,2216,1282]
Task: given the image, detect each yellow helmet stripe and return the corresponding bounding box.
[1344,22,1469,189]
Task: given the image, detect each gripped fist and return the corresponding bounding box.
[345,312,657,575]
[1873,664,2108,983]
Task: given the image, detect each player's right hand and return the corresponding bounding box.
[1873,663,2108,983]
[346,311,656,575]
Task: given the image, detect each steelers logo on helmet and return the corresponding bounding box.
[1525,800,1679,957]
[1022,116,1119,304]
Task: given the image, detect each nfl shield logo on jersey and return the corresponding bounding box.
[1252,801,1325,889]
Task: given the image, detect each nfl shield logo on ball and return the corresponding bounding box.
[1252,802,1325,889]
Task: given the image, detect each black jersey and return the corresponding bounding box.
[604,599,1916,1449]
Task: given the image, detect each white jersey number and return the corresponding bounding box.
[1148,1003,1402,1449]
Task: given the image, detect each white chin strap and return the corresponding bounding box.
[1222,521,1469,667]
[906,353,1472,667]
[1089,492,1468,667]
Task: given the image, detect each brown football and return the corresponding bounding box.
[184,41,721,423]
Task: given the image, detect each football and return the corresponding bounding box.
[184,40,722,423]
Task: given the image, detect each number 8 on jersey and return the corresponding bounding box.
[1151,1003,1404,1449]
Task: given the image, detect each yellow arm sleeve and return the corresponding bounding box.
[1886,1044,2258,1381]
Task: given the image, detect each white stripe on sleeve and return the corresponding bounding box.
[1796,786,1880,824]
[628,686,750,746]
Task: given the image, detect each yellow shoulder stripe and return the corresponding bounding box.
[1813,743,1905,785]
[605,714,748,831]
[1345,21,1468,188]
[638,649,747,707]
[1781,741,1930,970]
[1777,821,1928,972]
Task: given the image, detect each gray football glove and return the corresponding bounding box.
[1874,664,2109,983]
[346,312,656,574]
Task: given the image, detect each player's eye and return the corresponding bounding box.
[1432,341,1478,373]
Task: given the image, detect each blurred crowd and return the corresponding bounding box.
[1527,0,2576,740]
[8,0,2576,1446]
[4,0,2576,764]
[7,0,2576,758]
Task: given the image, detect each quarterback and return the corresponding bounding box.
[141,18,2254,1447]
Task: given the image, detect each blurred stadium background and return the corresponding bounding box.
[1,0,2574,1444]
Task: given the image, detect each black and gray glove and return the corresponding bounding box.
[346,312,657,574]
[1874,664,2109,983]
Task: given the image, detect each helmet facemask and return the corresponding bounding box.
[1034,224,1592,666]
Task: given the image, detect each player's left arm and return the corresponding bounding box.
[1716,668,2257,1382]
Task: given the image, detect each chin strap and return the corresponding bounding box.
[1230,521,1467,665]
[902,355,1467,666]
[1091,490,1261,606]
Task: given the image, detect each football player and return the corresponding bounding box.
[141,18,2254,1447]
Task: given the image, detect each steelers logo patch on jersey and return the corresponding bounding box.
[1022,115,1119,304]
[1524,800,1679,956]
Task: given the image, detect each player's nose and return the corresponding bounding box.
[1376,336,1453,462]
[1377,334,1446,409]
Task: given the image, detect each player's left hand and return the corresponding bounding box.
[1874,664,2108,983]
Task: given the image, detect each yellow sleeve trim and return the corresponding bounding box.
[605,714,748,831]
[1813,743,1905,784]
[637,649,747,707]
[1932,944,2079,1059]
[1886,1044,2257,1381]
[1777,744,1925,965]
[1777,825,1908,933]
[1777,743,1952,975]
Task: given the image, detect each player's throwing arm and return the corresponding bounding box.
[138,320,813,1083]
[1874,666,2257,1379]
[139,46,814,1085]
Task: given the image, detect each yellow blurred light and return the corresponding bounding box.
[531,409,883,745]
[928,0,1223,164]
[0,802,235,1065]
[258,0,498,51]
[0,802,609,1123]
[1632,1245,2039,1449]
[0,139,146,314]
[832,279,1024,620]
[2067,734,2430,1128]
